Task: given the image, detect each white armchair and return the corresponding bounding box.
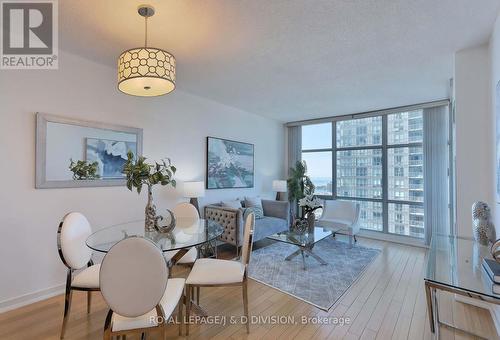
[318,200,360,247]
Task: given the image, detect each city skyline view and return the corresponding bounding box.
[301,110,425,238]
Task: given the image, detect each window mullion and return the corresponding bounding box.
[382,115,389,234]
[332,121,337,199]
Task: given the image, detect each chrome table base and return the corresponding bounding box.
[425,281,492,340]
[284,245,327,270]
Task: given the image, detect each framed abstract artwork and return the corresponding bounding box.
[206,136,254,189]
[85,138,137,179]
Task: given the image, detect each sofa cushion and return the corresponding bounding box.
[221,199,242,209]
[254,216,289,242]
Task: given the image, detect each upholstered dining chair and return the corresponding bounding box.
[57,212,100,339]
[184,212,255,335]
[100,236,185,339]
[163,202,199,266]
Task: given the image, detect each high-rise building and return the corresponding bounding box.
[302,111,425,238]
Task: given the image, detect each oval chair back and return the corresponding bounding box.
[173,202,199,220]
[321,200,359,224]
[100,237,168,318]
[57,212,92,270]
[240,212,255,266]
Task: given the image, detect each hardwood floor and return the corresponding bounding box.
[0,236,497,339]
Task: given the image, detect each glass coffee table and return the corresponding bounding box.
[267,227,334,270]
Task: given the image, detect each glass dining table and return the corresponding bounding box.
[86,218,224,265]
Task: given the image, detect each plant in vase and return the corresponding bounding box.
[122,150,177,232]
[287,160,315,222]
[298,194,323,232]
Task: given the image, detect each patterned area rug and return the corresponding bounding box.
[248,238,381,310]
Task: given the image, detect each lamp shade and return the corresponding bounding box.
[118,47,176,97]
[183,181,205,198]
[272,180,287,192]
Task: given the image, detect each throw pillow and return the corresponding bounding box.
[243,207,264,219]
[244,196,264,218]
[221,199,242,209]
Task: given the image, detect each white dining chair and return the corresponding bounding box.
[163,202,199,265]
[185,212,255,335]
[57,212,100,339]
[100,236,185,339]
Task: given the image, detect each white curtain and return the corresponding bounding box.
[423,105,450,245]
[287,126,302,175]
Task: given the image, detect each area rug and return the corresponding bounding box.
[248,238,381,311]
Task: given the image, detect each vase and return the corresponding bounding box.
[472,201,496,246]
[293,219,308,234]
[306,212,315,233]
[145,185,157,232]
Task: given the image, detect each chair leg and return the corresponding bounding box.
[178,295,183,336]
[354,235,357,243]
[87,291,92,314]
[103,309,113,340]
[242,280,249,333]
[186,285,192,336]
[196,286,200,305]
[60,279,72,339]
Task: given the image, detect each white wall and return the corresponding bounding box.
[0,50,285,310]
[454,44,493,237]
[491,14,500,234]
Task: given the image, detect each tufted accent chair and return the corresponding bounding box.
[204,199,289,257]
[205,206,239,245]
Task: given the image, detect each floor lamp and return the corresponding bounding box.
[183,181,205,216]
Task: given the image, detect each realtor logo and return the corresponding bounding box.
[1,0,58,69]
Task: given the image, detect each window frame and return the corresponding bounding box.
[301,112,425,237]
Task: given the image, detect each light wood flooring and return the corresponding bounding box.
[0,236,497,340]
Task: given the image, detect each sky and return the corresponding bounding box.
[301,123,332,178]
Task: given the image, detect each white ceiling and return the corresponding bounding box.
[60,0,500,122]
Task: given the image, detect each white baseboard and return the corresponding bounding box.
[0,284,65,314]
[356,230,428,249]
[454,295,500,337]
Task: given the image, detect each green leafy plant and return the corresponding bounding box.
[287,160,315,218]
[69,159,100,180]
[122,150,177,193]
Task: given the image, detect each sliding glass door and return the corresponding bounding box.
[301,110,425,238]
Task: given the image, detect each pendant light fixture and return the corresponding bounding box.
[117,5,175,97]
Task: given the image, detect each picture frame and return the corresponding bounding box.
[35,112,143,188]
[206,136,254,189]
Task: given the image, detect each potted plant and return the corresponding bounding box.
[122,150,177,232]
[287,160,315,221]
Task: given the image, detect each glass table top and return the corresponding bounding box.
[267,226,333,247]
[86,218,224,253]
[425,234,500,300]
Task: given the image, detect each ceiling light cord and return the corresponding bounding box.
[144,16,148,48]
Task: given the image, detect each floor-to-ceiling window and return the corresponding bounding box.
[301,110,425,238]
